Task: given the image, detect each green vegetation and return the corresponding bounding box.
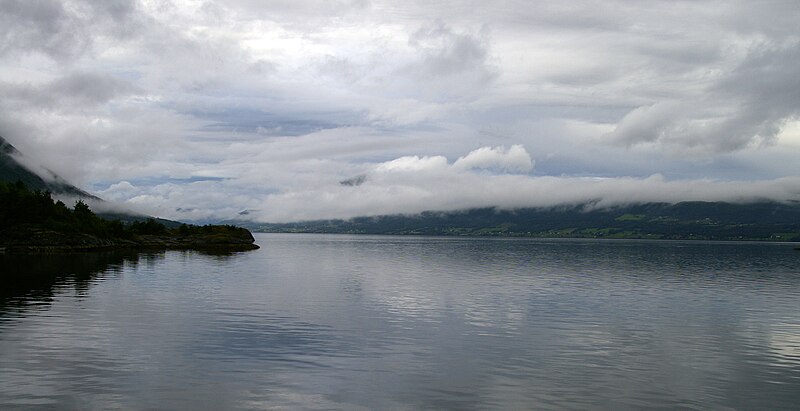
[615,214,645,221]
[1,181,128,238]
[249,202,800,242]
[0,181,258,252]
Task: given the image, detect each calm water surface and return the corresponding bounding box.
[1,234,799,410]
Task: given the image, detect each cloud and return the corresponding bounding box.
[402,20,496,101]
[1,72,140,110]
[606,40,800,155]
[246,169,800,223]
[375,155,449,173]
[124,165,792,227]
[372,144,532,179]
[0,0,139,61]
[2,0,800,224]
[409,20,491,77]
[453,145,533,173]
[605,102,685,146]
[0,0,88,60]
[49,72,139,106]
[88,157,800,223]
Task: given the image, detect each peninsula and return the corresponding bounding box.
[0,181,258,253]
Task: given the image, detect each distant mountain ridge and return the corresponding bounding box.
[246,202,800,241]
[6,135,799,242]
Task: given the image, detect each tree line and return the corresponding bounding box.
[0,180,226,239]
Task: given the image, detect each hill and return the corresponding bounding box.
[0,135,182,227]
[0,136,97,198]
[0,136,258,252]
[247,202,800,241]
[0,181,258,252]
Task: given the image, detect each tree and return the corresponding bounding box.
[73,199,95,221]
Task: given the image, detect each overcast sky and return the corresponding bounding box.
[2,0,799,222]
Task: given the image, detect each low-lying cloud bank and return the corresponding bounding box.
[4,0,800,225]
[95,145,800,223]
[242,146,800,223]
[252,175,800,223]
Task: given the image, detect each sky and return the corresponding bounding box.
[1,0,799,222]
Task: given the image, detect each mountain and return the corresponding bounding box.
[246,202,800,241]
[0,135,259,252]
[0,135,181,227]
[0,180,258,252]
[0,135,97,199]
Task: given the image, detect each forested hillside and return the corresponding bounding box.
[0,181,258,252]
[249,202,800,241]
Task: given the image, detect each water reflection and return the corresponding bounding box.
[0,252,133,310]
[252,235,800,409]
[0,235,798,410]
[0,249,249,318]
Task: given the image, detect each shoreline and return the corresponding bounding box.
[1,228,260,254]
[0,243,259,254]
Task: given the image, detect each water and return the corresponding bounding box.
[1,234,799,410]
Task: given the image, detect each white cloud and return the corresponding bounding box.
[247,169,800,223]
[1,0,800,223]
[606,40,800,155]
[453,145,532,173]
[375,155,448,173]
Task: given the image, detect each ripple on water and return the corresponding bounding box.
[0,236,799,409]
